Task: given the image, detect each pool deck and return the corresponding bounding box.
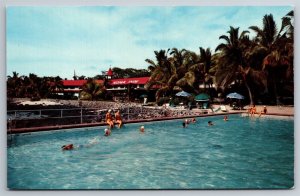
[8,106,294,134]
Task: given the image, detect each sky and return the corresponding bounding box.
[6,6,292,79]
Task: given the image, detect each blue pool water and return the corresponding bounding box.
[7,115,294,189]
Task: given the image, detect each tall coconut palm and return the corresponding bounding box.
[199,47,214,92]
[145,49,175,100]
[249,13,293,104]
[215,26,255,104]
[175,49,202,93]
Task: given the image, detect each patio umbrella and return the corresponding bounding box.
[175,91,191,97]
[226,92,244,99]
[195,93,210,101]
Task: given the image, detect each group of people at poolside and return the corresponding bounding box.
[105,109,123,129]
[248,105,267,117]
[62,109,145,151]
[62,104,268,151]
[102,109,124,136]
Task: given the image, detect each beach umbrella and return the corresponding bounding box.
[226,92,244,99]
[175,91,191,97]
[195,93,210,101]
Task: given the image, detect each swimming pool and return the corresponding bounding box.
[7,114,294,189]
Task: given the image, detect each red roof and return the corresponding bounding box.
[109,77,149,86]
[63,80,103,87]
[107,68,113,76]
[62,77,150,87]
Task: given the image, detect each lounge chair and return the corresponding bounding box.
[220,105,227,112]
[213,107,220,112]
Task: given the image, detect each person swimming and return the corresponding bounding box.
[61,144,74,151]
[224,115,228,121]
[140,125,145,132]
[185,119,190,124]
[61,137,100,151]
[208,121,214,126]
[104,128,111,136]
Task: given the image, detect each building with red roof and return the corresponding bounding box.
[60,68,155,101]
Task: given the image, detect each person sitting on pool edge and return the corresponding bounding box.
[259,106,268,117]
[249,105,257,117]
[105,109,114,129]
[208,121,214,126]
[114,109,123,128]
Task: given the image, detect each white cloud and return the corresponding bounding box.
[7,6,292,78]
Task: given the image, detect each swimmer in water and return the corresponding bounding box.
[224,115,228,121]
[208,121,214,126]
[104,128,111,136]
[61,144,74,151]
[61,137,100,151]
[185,119,190,125]
[140,125,145,133]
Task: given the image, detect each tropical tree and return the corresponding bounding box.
[80,79,106,100]
[146,48,214,100]
[249,12,294,104]
[199,47,214,92]
[145,49,175,100]
[174,49,201,93]
[7,72,22,98]
[215,26,256,104]
[112,67,150,78]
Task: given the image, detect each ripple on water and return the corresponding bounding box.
[7,115,294,189]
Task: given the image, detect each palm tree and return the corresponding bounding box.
[80,79,105,100]
[199,47,214,92]
[174,49,202,93]
[215,26,256,104]
[45,76,64,98]
[7,72,22,98]
[145,49,175,100]
[249,13,294,104]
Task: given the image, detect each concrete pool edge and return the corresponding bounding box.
[7,112,293,134]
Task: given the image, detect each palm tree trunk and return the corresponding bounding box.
[244,79,254,105]
[272,73,280,105]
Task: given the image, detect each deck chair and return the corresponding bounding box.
[220,105,227,112]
